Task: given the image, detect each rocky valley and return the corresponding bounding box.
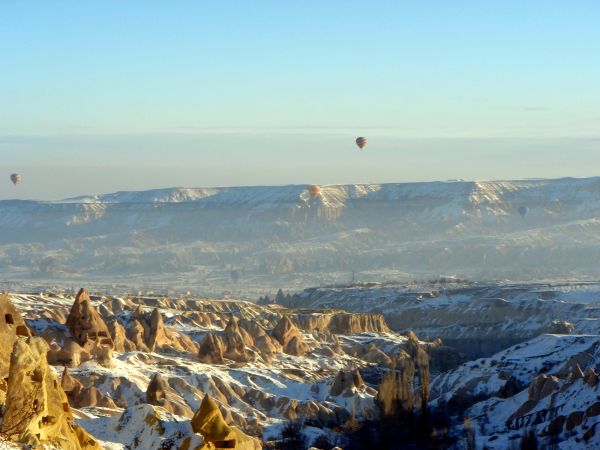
[0,288,436,449]
[0,280,597,449]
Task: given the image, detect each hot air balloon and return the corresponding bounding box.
[10,173,21,186]
[517,206,528,218]
[308,185,321,198]
[355,137,367,149]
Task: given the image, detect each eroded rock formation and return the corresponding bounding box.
[146,372,194,418]
[199,332,227,364]
[0,292,31,400]
[198,317,284,365]
[65,288,114,366]
[330,369,365,397]
[377,334,430,416]
[272,316,309,356]
[0,336,100,449]
[292,311,390,334]
[61,367,117,410]
[186,394,261,450]
[127,307,199,354]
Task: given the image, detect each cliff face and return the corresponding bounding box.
[127,297,392,341]
[291,311,390,334]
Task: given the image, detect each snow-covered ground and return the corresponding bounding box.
[430,334,600,449]
[7,292,406,449]
[4,282,599,449]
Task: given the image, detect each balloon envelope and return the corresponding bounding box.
[355,137,367,149]
[308,185,320,198]
[10,173,21,185]
[517,206,528,217]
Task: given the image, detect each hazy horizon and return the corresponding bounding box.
[3,135,600,200]
[2,1,599,199]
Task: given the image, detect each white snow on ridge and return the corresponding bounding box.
[5,176,600,287]
[430,333,600,449]
[41,176,600,210]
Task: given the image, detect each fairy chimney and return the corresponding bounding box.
[1,336,100,449]
[65,288,114,366]
[0,292,31,380]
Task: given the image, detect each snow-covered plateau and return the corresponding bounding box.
[5,177,600,294]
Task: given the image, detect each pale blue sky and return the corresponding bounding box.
[1,1,599,199]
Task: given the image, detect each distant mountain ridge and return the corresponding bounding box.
[3,176,600,286]
[30,176,600,208]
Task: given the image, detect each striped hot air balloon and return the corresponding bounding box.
[10,173,21,186]
[355,136,367,149]
[308,185,321,198]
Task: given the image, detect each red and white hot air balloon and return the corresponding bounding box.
[355,136,367,149]
[10,173,21,186]
[308,185,321,198]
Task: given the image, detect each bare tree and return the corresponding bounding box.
[0,385,42,444]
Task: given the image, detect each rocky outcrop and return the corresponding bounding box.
[0,292,31,383]
[0,336,100,449]
[66,288,114,366]
[61,367,117,410]
[99,297,137,318]
[114,404,209,449]
[146,373,193,418]
[529,374,559,402]
[272,316,309,356]
[47,339,90,367]
[584,367,598,387]
[566,411,584,431]
[427,343,466,373]
[344,341,393,366]
[106,318,136,352]
[550,320,575,334]
[198,317,288,365]
[188,394,261,450]
[330,369,365,397]
[126,307,199,354]
[377,342,430,416]
[223,317,255,363]
[238,319,282,358]
[507,374,560,420]
[272,396,350,427]
[199,332,226,364]
[292,311,391,334]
